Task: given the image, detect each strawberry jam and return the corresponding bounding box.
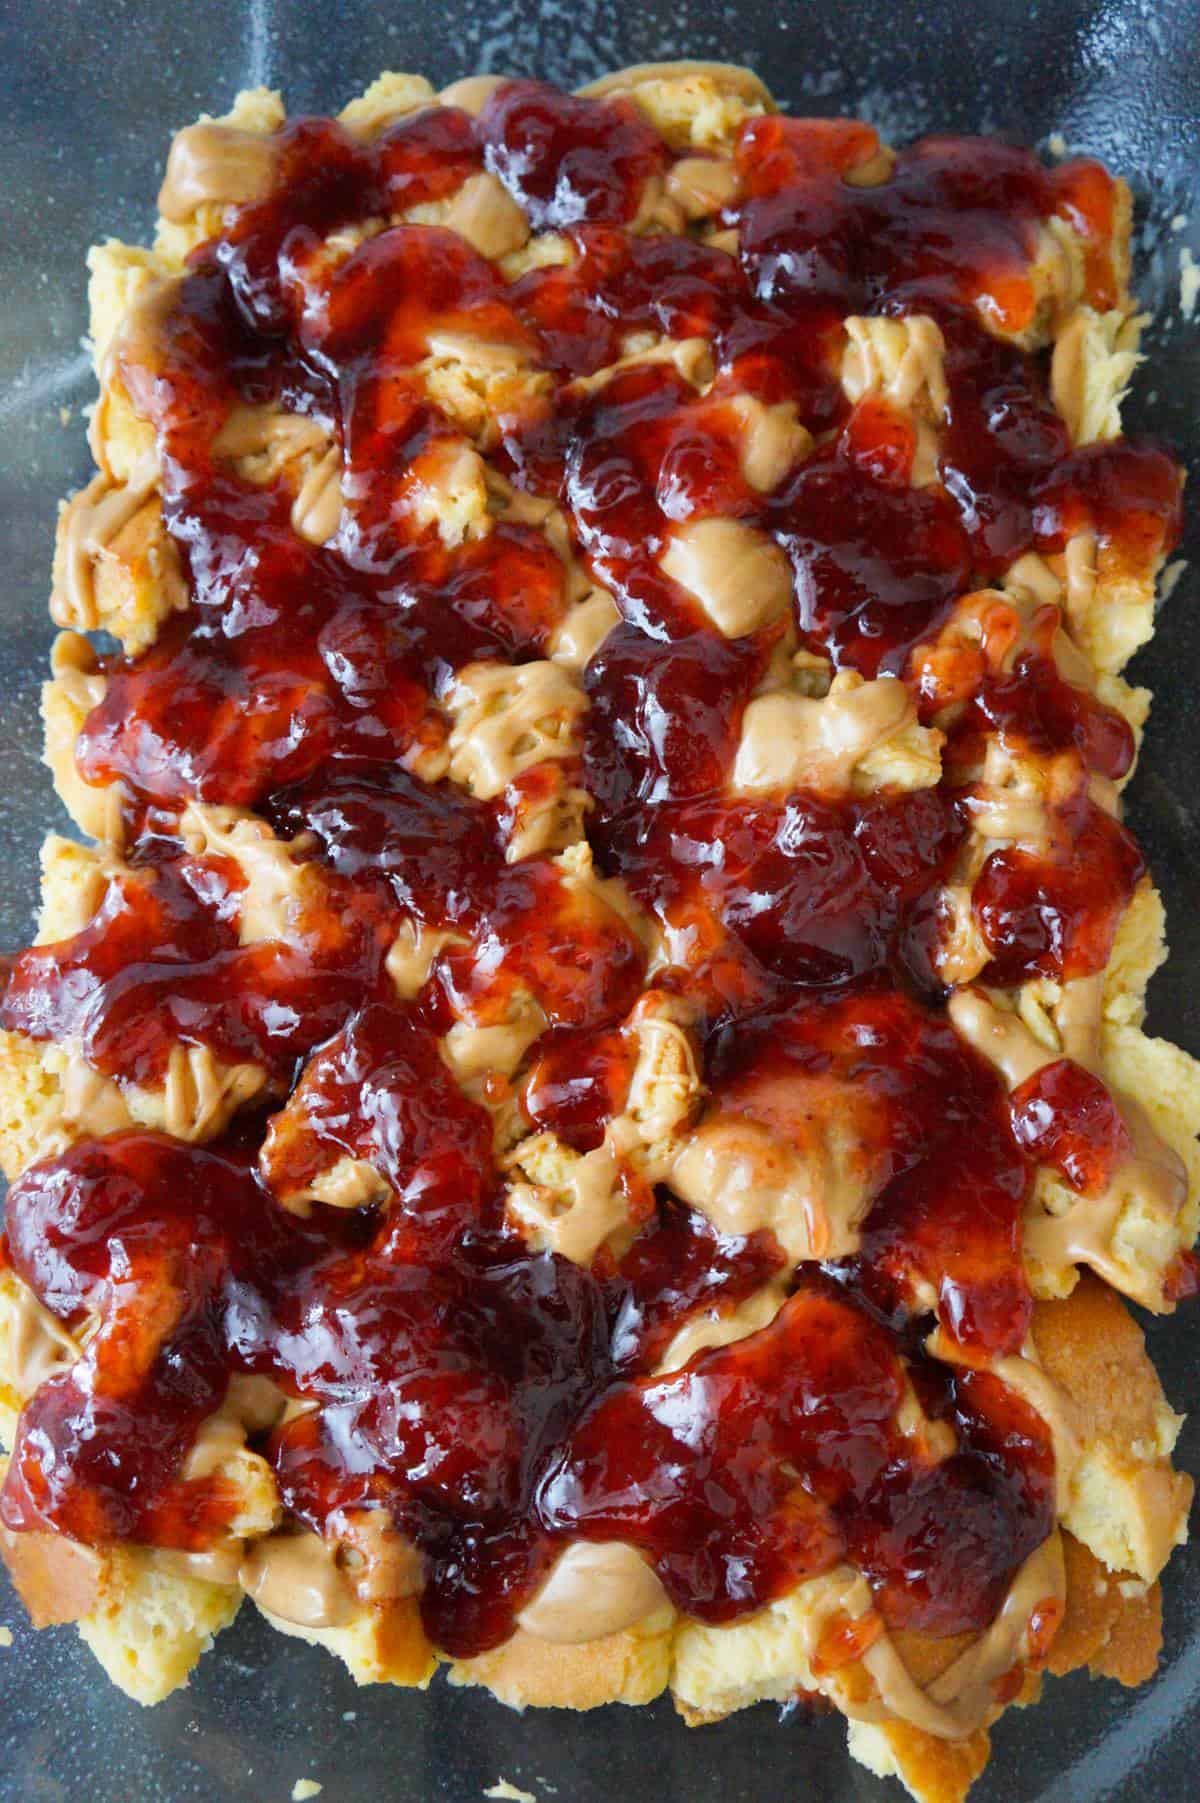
[0,78,1182,1658]
[541,1275,1053,1635]
[1010,1058,1133,1196]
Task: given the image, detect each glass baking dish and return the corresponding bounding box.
[0,2,1196,1797]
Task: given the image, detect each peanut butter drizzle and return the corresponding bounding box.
[52,464,160,632]
[926,1325,1084,1513]
[153,1543,244,1585]
[517,1540,669,1643]
[157,122,280,224]
[653,1280,789,1374]
[338,1509,424,1604]
[673,1115,865,1260]
[240,1529,360,1629]
[732,676,916,795]
[841,314,949,417]
[291,446,344,545]
[950,987,1187,1306]
[436,75,508,116]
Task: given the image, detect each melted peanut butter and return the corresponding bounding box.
[291,447,344,545]
[655,1280,788,1373]
[660,516,793,637]
[338,1509,425,1604]
[506,1139,630,1266]
[733,676,914,795]
[927,1325,1084,1512]
[666,155,741,221]
[550,588,621,669]
[240,1530,359,1629]
[153,1543,244,1586]
[517,1540,669,1643]
[4,1277,82,1399]
[59,1043,135,1140]
[670,1116,852,1258]
[52,466,160,632]
[446,660,586,800]
[841,315,948,418]
[157,123,280,224]
[436,75,508,115]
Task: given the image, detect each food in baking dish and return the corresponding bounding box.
[0,60,1196,1803]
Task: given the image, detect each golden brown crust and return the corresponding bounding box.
[880,1721,993,1803]
[1047,1531,1162,1685]
[0,1521,107,1627]
[1033,1272,1171,1440]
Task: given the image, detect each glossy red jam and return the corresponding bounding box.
[973,789,1145,987]
[1010,1057,1133,1196]
[0,77,1181,1658]
[542,1275,1054,1636]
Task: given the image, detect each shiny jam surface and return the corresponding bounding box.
[0,79,1184,1657]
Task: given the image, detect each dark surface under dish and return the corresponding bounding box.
[0,2,1198,1799]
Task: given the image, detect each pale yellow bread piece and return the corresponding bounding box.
[78,1548,242,1703]
[0,1511,241,1706]
[1103,878,1167,1026]
[448,1610,675,1710]
[1103,1021,1200,1259]
[1031,1275,1193,1582]
[51,484,186,656]
[255,1596,437,1689]
[846,1717,993,1803]
[577,62,771,150]
[338,72,436,138]
[0,1029,99,1182]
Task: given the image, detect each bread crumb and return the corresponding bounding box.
[1181,247,1198,320]
[484,1783,537,1803]
[0,1625,12,1647]
[1047,131,1067,157]
[1160,558,1187,601]
[292,1783,323,1801]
